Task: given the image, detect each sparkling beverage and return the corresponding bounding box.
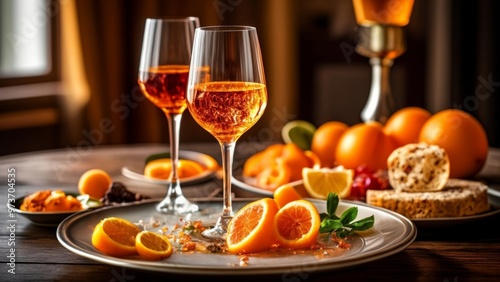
[138,65,189,114]
[188,81,267,143]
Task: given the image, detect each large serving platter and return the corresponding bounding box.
[57,198,416,275]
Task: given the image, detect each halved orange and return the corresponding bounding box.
[91,217,141,257]
[273,184,302,209]
[135,231,173,260]
[274,199,320,249]
[226,198,279,254]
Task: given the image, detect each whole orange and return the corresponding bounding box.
[419,109,488,178]
[311,121,349,168]
[384,107,431,147]
[336,121,398,171]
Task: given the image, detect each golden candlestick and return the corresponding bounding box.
[352,0,414,123]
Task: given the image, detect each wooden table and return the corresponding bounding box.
[1,143,499,281]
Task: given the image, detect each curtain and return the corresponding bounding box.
[451,0,500,147]
[64,0,296,147]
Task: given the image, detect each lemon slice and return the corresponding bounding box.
[281,120,316,151]
[302,167,354,199]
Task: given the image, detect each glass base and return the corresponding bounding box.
[201,215,233,241]
[156,195,199,214]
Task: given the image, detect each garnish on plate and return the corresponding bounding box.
[319,193,375,238]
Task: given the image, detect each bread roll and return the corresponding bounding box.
[387,143,450,192]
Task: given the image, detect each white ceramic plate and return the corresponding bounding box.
[122,150,219,186]
[57,198,416,275]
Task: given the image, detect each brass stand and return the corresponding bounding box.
[356,24,406,124]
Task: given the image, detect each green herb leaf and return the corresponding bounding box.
[326,193,339,217]
[320,212,330,222]
[340,206,358,225]
[319,192,375,238]
[345,215,375,231]
[319,218,343,233]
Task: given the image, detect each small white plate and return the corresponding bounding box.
[122,150,219,186]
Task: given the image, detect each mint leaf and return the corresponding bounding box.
[346,215,375,231]
[339,206,358,225]
[319,218,343,233]
[326,193,339,217]
[319,192,375,238]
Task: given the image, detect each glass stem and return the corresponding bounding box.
[165,111,182,193]
[220,141,235,218]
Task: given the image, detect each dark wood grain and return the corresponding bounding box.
[1,143,499,281]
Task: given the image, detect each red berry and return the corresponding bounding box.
[348,166,390,201]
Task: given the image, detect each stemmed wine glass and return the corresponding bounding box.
[138,17,200,214]
[187,26,267,240]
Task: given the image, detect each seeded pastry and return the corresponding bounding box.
[387,143,450,192]
[366,179,490,219]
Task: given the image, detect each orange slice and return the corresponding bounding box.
[274,199,320,249]
[302,167,354,199]
[135,231,173,260]
[243,144,285,177]
[78,169,112,199]
[144,158,206,179]
[273,184,302,209]
[91,217,141,257]
[256,159,292,191]
[226,198,279,254]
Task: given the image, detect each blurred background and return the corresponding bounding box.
[1,0,499,156]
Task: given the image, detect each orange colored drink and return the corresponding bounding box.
[352,0,414,26]
[188,81,267,143]
[138,65,189,114]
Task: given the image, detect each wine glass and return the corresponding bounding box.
[138,17,200,214]
[187,26,267,240]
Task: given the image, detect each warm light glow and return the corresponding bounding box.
[352,0,414,26]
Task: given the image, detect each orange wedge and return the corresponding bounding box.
[91,217,141,257]
[274,199,320,249]
[226,198,279,254]
[273,184,302,209]
[135,231,173,260]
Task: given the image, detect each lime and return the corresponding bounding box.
[281,120,316,151]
